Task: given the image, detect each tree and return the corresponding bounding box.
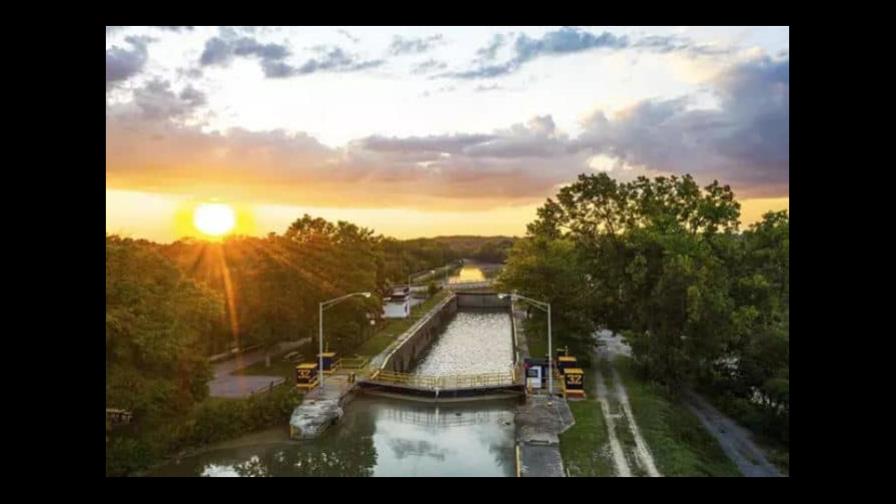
[106,236,224,419]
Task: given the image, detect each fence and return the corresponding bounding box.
[367,368,517,390]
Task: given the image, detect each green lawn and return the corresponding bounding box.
[559,400,614,477]
[612,357,742,476]
[356,290,451,357]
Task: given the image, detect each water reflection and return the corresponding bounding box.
[412,311,513,376]
[147,397,515,477]
[448,264,486,283]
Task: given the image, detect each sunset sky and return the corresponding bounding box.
[106,26,789,242]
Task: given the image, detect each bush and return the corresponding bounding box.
[106,386,305,476]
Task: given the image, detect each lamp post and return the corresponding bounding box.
[499,292,553,401]
[319,292,371,388]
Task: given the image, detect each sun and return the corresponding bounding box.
[193,203,236,237]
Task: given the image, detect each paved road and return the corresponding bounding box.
[684,389,783,477]
[208,339,308,398]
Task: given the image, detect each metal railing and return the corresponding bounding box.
[367,368,517,390]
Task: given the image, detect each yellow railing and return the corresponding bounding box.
[368,369,517,389]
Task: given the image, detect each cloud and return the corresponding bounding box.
[388,34,444,55]
[107,78,206,124]
[156,26,194,32]
[443,27,627,79]
[573,55,789,196]
[106,35,152,84]
[199,35,381,78]
[107,55,788,208]
[474,33,508,63]
[474,83,503,92]
[444,27,734,80]
[200,36,290,68]
[420,85,456,98]
[412,59,447,75]
[337,29,359,43]
[285,47,384,76]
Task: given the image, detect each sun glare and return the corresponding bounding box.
[193,203,236,237]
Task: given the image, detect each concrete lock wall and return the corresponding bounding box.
[383,295,459,373]
[456,292,511,309]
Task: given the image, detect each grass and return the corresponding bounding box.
[612,356,742,476]
[233,290,453,382]
[559,400,614,477]
[356,289,451,357]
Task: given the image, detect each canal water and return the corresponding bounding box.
[448,263,486,283]
[146,396,516,477]
[412,311,513,377]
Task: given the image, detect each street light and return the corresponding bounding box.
[319,292,371,388]
[499,292,553,401]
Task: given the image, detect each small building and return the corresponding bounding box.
[383,285,411,319]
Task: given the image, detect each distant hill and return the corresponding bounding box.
[405,235,519,263]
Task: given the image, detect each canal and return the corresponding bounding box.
[148,264,520,477]
[412,310,513,377]
[147,397,516,477]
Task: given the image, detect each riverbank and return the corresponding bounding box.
[109,384,304,477]
[144,396,518,477]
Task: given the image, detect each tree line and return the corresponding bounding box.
[497,173,788,445]
[106,215,463,430]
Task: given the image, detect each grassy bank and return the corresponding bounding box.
[612,357,741,476]
[106,385,304,476]
[356,289,451,357]
[559,400,614,476]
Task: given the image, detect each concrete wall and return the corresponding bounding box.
[456,292,511,309]
[382,295,458,373]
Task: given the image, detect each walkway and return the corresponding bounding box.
[511,305,574,477]
[208,339,308,398]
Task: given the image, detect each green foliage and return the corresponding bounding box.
[614,357,741,476]
[159,215,460,357]
[106,236,223,420]
[499,173,789,445]
[106,386,304,476]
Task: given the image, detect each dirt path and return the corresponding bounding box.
[609,366,661,477]
[592,368,632,477]
[683,390,783,477]
[593,331,661,477]
[594,330,781,477]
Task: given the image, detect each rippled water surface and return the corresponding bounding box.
[412,311,513,376]
[146,396,516,477]
[448,264,485,283]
